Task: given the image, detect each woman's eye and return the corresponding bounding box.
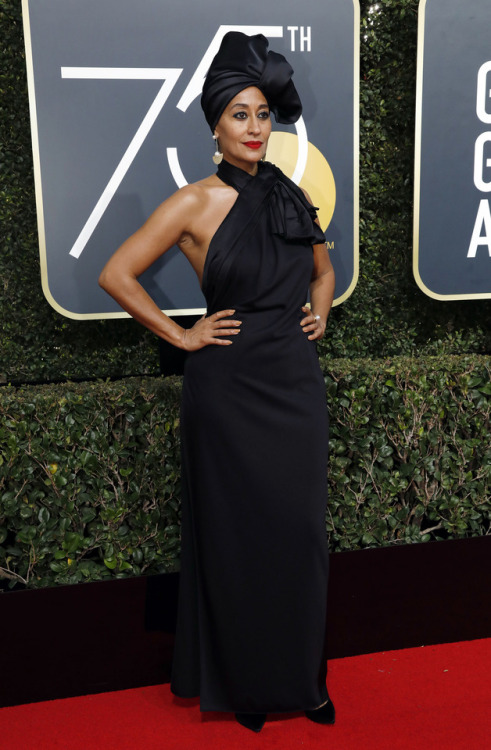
[232,110,270,120]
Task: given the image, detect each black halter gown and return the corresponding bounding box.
[170,159,330,714]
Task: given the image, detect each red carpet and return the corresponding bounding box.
[1,639,489,749]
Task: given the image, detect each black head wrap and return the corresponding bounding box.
[201,32,302,132]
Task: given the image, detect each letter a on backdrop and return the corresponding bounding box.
[22,0,359,319]
[414,0,491,300]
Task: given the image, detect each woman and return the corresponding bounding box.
[99,32,335,733]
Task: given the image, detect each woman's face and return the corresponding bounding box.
[214,86,271,172]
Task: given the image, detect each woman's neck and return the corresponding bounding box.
[220,155,259,176]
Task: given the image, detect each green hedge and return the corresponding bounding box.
[1,0,490,384]
[323,355,491,549]
[0,376,182,589]
[1,355,489,590]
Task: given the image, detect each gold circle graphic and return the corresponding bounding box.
[266,132,336,232]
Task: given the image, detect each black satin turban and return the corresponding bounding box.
[201,32,302,132]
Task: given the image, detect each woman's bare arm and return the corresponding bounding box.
[305,244,335,339]
[301,243,335,340]
[98,186,241,350]
[298,188,336,340]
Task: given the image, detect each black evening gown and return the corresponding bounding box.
[170,159,330,714]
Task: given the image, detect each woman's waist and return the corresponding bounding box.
[184,332,323,395]
[208,304,306,330]
[185,308,319,371]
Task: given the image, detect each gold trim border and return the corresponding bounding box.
[332,0,360,307]
[22,2,360,318]
[22,0,206,320]
[413,0,491,301]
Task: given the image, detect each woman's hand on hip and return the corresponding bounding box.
[181,309,241,351]
[300,305,325,341]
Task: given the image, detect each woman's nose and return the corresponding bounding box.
[248,117,261,134]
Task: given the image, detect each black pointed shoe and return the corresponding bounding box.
[235,712,267,732]
[305,697,336,725]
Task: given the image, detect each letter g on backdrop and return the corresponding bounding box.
[414,0,491,300]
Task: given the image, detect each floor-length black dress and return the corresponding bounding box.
[170,158,330,714]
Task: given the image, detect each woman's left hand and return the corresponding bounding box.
[300,306,325,341]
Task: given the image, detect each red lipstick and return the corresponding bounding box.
[244,141,262,149]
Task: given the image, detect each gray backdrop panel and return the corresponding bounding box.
[416,0,491,298]
[24,0,357,317]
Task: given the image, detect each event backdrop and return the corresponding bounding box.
[414,0,491,300]
[22,0,359,319]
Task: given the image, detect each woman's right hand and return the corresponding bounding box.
[181,309,241,351]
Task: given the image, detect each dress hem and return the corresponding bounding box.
[171,686,330,715]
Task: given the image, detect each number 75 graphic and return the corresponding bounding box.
[62,24,309,260]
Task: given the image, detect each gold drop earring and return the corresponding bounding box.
[212,134,223,165]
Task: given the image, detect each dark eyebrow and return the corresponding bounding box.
[230,102,269,110]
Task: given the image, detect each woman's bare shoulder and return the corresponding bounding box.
[300,186,313,205]
[143,174,233,244]
[160,173,225,212]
